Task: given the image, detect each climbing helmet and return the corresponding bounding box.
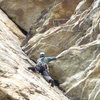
[40,52,45,57]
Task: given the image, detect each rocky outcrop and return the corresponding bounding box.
[0,0,61,33]
[0,9,68,100]
[19,0,100,100]
[0,9,25,43]
[0,0,64,46]
[22,0,100,58]
[51,41,100,100]
[0,0,100,100]
[0,0,81,34]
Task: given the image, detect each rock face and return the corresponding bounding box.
[0,9,25,43]
[20,0,100,100]
[0,0,100,100]
[0,0,62,33]
[0,0,81,34]
[0,9,68,100]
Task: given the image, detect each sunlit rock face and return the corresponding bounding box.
[0,9,25,43]
[0,9,68,100]
[20,0,100,100]
[0,0,62,33]
[1,0,100,100]
[0,0,81,34]
[23,0,100,59]
[51,41,100,100]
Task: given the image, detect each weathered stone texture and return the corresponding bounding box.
[0,9,25,43]
[0,0,100,100]
[22,0,100,99]
[0,0,61,32]
[0,9,68,100]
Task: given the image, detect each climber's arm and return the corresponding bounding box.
[47,57,56,62]
[56,55,63,59]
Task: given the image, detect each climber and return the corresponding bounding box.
[28,52,61,87]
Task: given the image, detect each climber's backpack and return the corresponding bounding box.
[37,57,48,69]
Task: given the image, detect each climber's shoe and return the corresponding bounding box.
[28,67,36,72]
[49,79,55,87]
[51,81,55,87]
[28,67,32,70]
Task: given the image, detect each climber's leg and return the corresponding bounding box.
[28,66,36,72]
[28,65,42,72]
[42,70,55,87]
[43,75,55,87]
